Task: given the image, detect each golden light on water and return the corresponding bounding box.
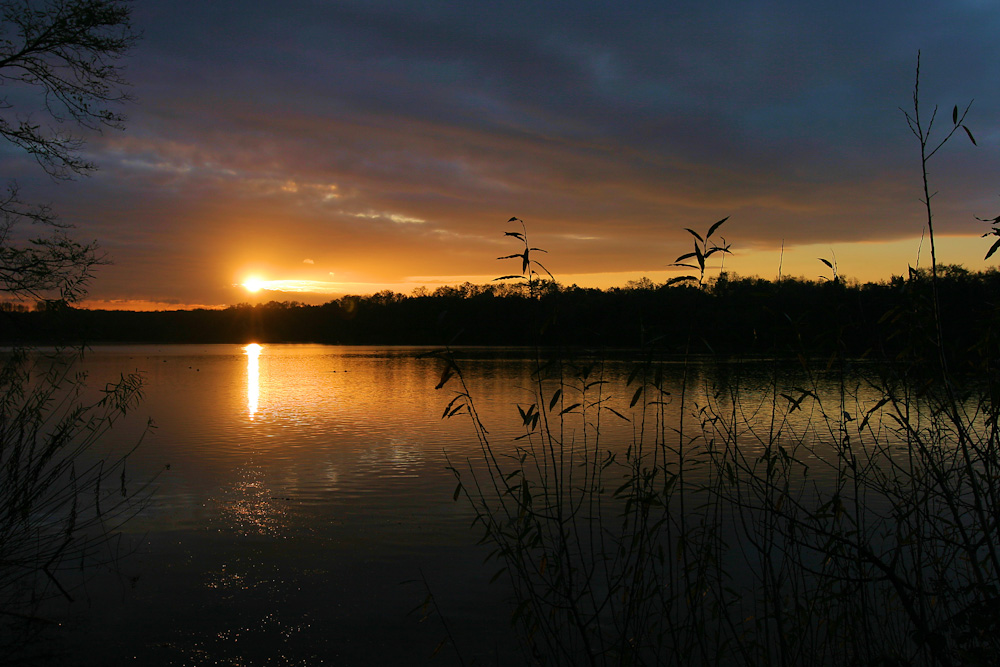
[244,343,262,420]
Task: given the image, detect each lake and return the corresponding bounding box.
[12,344,896,665]
[17,344,546,666]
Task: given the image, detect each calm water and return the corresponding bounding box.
[23,344,882,666]
[31,345,543,666]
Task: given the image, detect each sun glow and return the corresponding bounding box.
[243,277,264,292]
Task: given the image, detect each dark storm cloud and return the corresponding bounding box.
[133,0,996,177]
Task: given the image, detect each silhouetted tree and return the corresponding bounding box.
[0,0,137,304]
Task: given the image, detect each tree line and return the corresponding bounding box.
[4,266,998,362]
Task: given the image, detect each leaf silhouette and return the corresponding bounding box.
[548,389,562,411]
[963,125,977,146]
[630,386,644,408]
[603,407,630,422]
[706,216,729,239]
[684,228,704,242]
[985,238,1000,261]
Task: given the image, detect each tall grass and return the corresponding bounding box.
[436,59,998,666]
[0,345,151,662]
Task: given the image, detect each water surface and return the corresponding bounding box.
[45,345,543,666]
[32,344,886,665]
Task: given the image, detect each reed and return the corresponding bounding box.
[0,345,152,661]
[435,58,998,666]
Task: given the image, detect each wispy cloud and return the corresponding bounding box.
[344,210,426,224]
[243,280,345,294]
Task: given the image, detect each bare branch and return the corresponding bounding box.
[0,0,138,179]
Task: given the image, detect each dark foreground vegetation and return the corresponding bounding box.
[0,1,148,663]
[417,64,1000,665]
[421,234,1000,666]
[4,264,1000,361]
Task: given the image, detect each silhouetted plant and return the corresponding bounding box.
[436,58,1000,667]
[977,213,1000,261]
[901,50,976,372]
[818,254,839,283]
[669,217,731,289]
[0,349,150,606]
[495,217,555,298]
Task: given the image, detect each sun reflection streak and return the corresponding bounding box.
[245,343,262,420]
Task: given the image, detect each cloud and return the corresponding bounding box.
[344,210,426,224]
[245,280,343,294]
[10,0,995,309]
[388,213,425,224]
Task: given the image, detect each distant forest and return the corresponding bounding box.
[3,267,999,359]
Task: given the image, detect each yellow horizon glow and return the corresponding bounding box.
[221,234,996,303]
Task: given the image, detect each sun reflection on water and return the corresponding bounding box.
[244,343,262,420]
[215,466,289,537]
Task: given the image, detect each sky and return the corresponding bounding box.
[7,0,1000,309]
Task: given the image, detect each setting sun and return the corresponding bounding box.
[243,277,263,292]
